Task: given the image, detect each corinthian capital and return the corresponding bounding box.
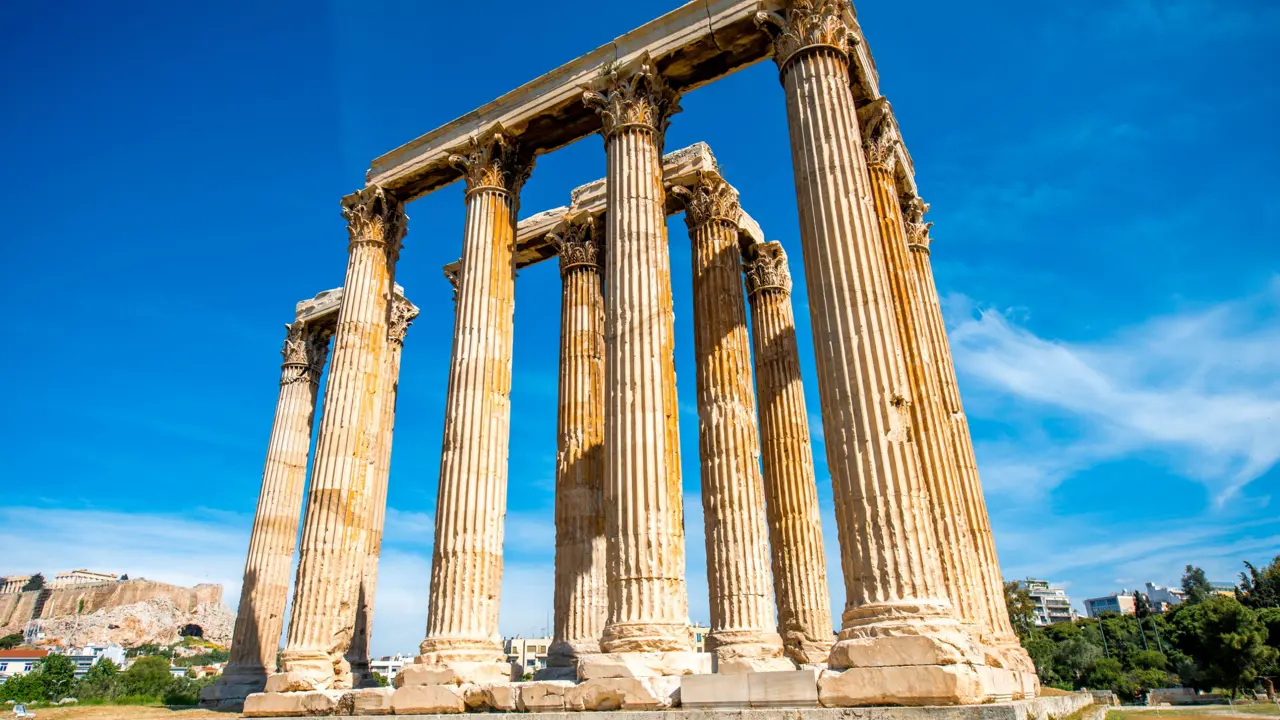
[901,195,933,252]
[388,297,419,345]
[443,265,461,301]
[342,185,407,258]
[671,171,741,229]
[743,241,793,297]
[582,54,682,142]
[448,125,536,197]
[550,215,603,275]
[858,97,898,170]
[756,0,858,73]
[281,321,333,383]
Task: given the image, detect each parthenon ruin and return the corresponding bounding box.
[207,0,1043,715]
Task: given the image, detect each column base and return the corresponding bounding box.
[601,621,693,653]
[532,664,580,681]
[397,659,519,686]
[830,601,986,669]
[782,634,834,666]
[577,651,711,679]
[709,629,792,674]
[267,649,351,692]
[818,663,987,707]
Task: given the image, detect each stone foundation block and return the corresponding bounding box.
[716,656,797,674]
[483,682,522,711]
[389,684,465,714]
[978,665,1017,703]
[818,664,986,707]
[567,676,683,710]
[264,670,324,693]
[343,687,395,715]
[518,680,576,712]
[242,690,340,717]
[532,664,579,682]
[830,631,978,669]
[576,651,711,679]
[460,683,487,710]
[395,660,517,687]
[681,672,749,709]
[749,669,820,708]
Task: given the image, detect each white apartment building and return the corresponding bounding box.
[504,636,551,674]
[63,644,128,678]
[1084,592,1137,618]
[1022,578,1077,626]
[370,654,411,683]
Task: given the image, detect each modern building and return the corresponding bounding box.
[503,636,551,674]
[0,576,31,594]
[690,622,710,653]
[63,644,128,678]
[370,654,410,684]
[1143,582,1185,612]
[0,650,49,679]
[1084,592,1137,618]
[1210,581,1236,597]
[1022,578,1077,626]
[49,569,120,588]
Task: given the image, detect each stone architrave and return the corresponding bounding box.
[540,215,609,680]
[901,198,1038,679]
[347,295,419,686]
[757,0,988,704]
[269,186,406,693]
[741,241,834,667]
[412,126,533,685]
[201,320,332,708]
[673,172,789,674]
[859,100,990,643]
[581,55,697,667]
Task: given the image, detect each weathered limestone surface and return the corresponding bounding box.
[417,127,533,681]
[274,186,406,691]
[743,241,833,667]
[902,200,1036,679]
[758,0,986,701]
[673,171,788,673]
[348,296,419,687]
[860,102,989,644]
[582,56,693,659]
[202,320,331,707]
[543,215,608,678]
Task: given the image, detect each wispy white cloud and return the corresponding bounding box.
[948,279,1280,505]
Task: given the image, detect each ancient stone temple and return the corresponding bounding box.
[223,1,1044,716]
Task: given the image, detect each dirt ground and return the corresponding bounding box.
[1110,704,1280,720]
[9,706,229,719]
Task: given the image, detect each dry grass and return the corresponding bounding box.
[1109,704,1280,720]
[12,706,229,719]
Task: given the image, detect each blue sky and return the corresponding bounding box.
[1,0,1277,656]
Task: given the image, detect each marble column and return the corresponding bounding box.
[582,55,696,662]
[270,186,405,692]
[758,1,986,704]
[901,198,1037,679]
[540,215,608,680]
[201,321,331,707]
[860,103,989,641]
[412,126,532,685]
[742,241,833,667]
[673,173,789,673]
[348,295,419,687]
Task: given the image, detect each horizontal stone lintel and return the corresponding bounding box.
[295,283,413,325]
[365,1,916,203]
[442,142,764,277]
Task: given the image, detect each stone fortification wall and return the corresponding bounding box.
[0,579,224,634]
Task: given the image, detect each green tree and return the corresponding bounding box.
[1054,635,1102,684]
[1238,557,1280,610]
[0,671,44,703]
[1182,565,1213,605]
[76,658,120,700]
[21,574,44,592]
[1005,580,1037,640]
[372,671,390,687]
[0,633,22,649]
[1171,595,1278,695]
[38,653,77,701]
[1083,656,1125,691]
[119,655,175,698]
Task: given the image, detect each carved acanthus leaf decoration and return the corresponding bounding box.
[551,215,603,275]
[282,321,332,383]
[342,185,407,257]
[582,54,682,141]
[901,195,933,252]
[388,297,419,344]
[743,241,793,297]
[858,96,898,170]
[282,321,308,366]
[448,125,536,197]
[443,266,461,301]
[671,171,741,229]
[756,0,857,72]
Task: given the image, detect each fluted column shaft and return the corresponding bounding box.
[348,297,417,685]
[219,323,330,692]
[584,59,692,653]
[675,175,784,669]
[744,242,833,666]
[761,5,983,677]
[547,219,608,670]
[276,186,405,691]
[420,130,531,667]
[905,215,1033,673]
[864,146,988,637]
